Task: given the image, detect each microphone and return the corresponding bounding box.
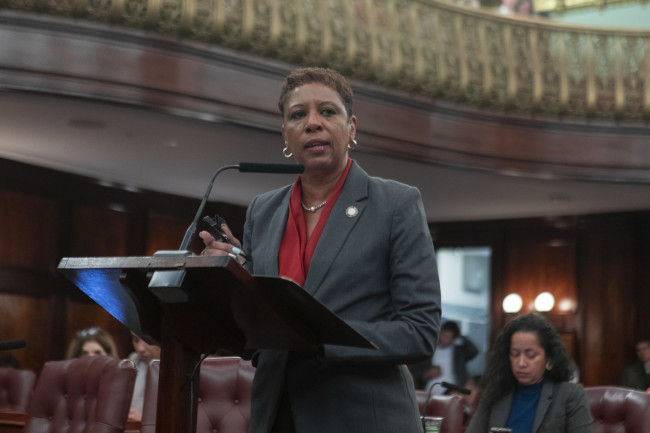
[421,381,471,428]
[0,339,26,351]
[441,381,471,395]
[238,162,305,174]
[178,162,304,250]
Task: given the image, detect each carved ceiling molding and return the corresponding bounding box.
[1,10,649,183]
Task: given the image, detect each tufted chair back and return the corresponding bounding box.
[416,390,465,433]
[586,386,650,433]
[0,367,37,412]
[140,356,255,433]
[23,356,137,433]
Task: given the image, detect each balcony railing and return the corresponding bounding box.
[2,0,649,120]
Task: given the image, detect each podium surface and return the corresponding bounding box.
[58,254,374,433]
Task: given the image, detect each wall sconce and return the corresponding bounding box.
[534,292,555,312]
[502,293,523,314]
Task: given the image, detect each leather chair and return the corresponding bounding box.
[0,367,37,412]
[416,390,465,433]
[140,356,255,433]
[586,386,650,433]
[23,356,137,433]
[0,367,37,433]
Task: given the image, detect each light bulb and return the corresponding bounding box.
[534,292,555,312]
[502,293,523,313]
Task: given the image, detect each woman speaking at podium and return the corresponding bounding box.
[199,67,441,433]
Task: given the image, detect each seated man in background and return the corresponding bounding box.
[128,331,161,422]
[619,338,650,392]
[411,321,479,393]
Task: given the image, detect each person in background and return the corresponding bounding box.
[411,320,478,394]
[499,0,534,15]
[199,67,441,433]
[466,313,592,433]
[619,338,650,392]
[128,331,161,422]
[66,326,118,359]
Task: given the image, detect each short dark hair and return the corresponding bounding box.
[278,67,354,119]
[441,321,461,339]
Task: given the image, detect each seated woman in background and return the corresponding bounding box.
[66,326,118,358]
[466,314,592,433]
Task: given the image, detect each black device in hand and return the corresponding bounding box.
[201,215,251,262]
[201,215,231,243]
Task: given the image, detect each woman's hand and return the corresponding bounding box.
[198,225,246,264]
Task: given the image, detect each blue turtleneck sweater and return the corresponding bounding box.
[505,381,544,433]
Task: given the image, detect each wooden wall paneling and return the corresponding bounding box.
[636,225,650,342]
[68,203,131,258]
[145,212,194,256]
[0,292,54,373]
[0,189,60,270]
[0,159,242,374]
[489,235,508,345]
[503,235,577,317]
[47,291,68,362]
[125,206,147,257]
[65,301,133,358]
[578,221,637,386]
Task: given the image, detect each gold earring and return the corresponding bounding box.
[546,361,553,371]
[283,146,293,158]
[348,138,357,150]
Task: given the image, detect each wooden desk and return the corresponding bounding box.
[0,411,26,433]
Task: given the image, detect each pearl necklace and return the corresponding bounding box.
[301,200,327,212]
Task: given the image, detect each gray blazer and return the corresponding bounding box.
[242,161,441,433]
[466,381,593,433]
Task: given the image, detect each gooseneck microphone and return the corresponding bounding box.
[0,339,26,351]
[178,162,304,250]
[237,162,306,174]
[421,381,471,428]
[440,381,471,395]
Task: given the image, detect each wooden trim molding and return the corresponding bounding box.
[1,11,649,185]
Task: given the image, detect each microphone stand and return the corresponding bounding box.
[150,162,303,297]
[178,162,304,251]
[421,381,471,429]
[179,164,239,251]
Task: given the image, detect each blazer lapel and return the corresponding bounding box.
[532,381,553,432]
[490,393,513,427]
[303,161,368,296]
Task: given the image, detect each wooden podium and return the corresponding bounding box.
[57,253,374,433]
